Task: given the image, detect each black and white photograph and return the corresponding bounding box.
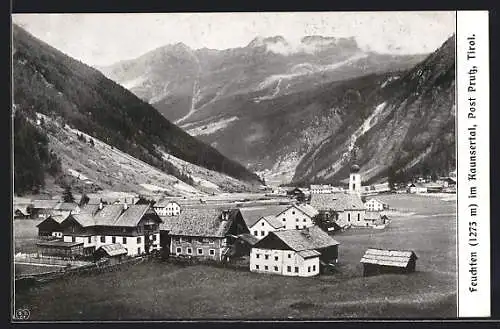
[10,10,489,321]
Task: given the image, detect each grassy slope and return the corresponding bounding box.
[12,24,261,185]
[15,194,456,319]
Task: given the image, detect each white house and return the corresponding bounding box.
[274,204,318,231]
[365,198,386,211]
[310,184,341,194]
[249,216,285,239]
[250,226,340,277]
[154,200,181,216]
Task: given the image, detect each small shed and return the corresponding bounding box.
[233,233,259,257]
[360,248,418,276]
[94,244,128,265]
[14,208,30,219]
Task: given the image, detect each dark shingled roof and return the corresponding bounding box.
[80,204,100,215]
[92,204,125,226]
[264,226,339,251]
[237,233,259,246]
[159,215,176,231]
[68,204,156,228]
[114,205,150,227]
[240,205,290,228]
[310,193,364,211]
[252,215,284,229]
[360,248,418,268]
[169,208,234,237]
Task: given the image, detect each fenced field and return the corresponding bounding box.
[13,193,456,320]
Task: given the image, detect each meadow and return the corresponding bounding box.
[13,193,457,320]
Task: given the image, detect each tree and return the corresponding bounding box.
[62,185,75,203]
[388,166,396,191]
[79,193,90,206]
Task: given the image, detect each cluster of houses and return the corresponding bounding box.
[22,165,419,277]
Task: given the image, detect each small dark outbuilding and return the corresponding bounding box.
[360,248,418,277]
[94,244,128,265]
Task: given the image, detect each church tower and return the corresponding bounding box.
[349,164,362,194]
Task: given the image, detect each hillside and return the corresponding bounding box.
[12,24,262,194]
[293,35,456,185]
[99,35,427,184]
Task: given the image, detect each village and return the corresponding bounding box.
[14,165,457,283]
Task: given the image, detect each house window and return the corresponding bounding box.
[261,231,265,236]
[265,255,269,260]
[137,237,141,244]
[209,249,215,255]
[296,218,299,222]
[187,247,192,254]
[296,225,299,229]
[303,225,307,229]
[72,236,76,242]
[348,213,351,222]
[153,235,157,241]
[256,254,260,259]
[100,236,105,243]
[313,265,316,271]
[274,266,278,271]
[357,214,360,221]
[111,236,116,243]
[274,256,278,261]
[176,247,182,253]
[262,222,265,226]
[208,239,214,244]
[295,267,299,273]
[198,238,203,243]
[287,266,291,272]
[288,254,291,258]
[88,236,91,243]
[197,248,203,255]
[264,265,268,270]
[255,265,260,270]
[308,266,311,272]
[254,230,258,236]
[292,211,295,215]
[138,247,141,254]
[283,218,286,221]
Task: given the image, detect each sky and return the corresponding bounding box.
[12,12,456,67]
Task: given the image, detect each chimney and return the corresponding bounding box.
[124,198,128,210]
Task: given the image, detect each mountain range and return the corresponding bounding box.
[99,34,455,185]
[12,24,262,195]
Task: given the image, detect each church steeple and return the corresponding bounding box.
[349,163,362,194]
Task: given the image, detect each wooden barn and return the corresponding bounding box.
[360,248,418,276]
[36,240,84,259]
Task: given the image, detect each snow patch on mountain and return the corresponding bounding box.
[186,116,239,136]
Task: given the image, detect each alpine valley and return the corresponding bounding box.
[99,35,456,186]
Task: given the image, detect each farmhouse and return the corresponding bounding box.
[58,203,162,257]
[310,193,365,228]
[287,187,307,202]
[240,205,290,230]
[360,248,418,276]
[169,208,249,262]
[250,226,340,277]
[36,215,66,238]
[31,199,60,218]
[249,216,285,239]
[365,198,387,211]
[51,202,81,218]
[408,183,427,194]
[14,207,30,219]
[154,200,181,216]
[310,184,341,194]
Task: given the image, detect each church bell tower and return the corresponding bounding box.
[349,164,362,194]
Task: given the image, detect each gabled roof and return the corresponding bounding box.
[310,193,364,211]
[360,248,418,268]
[114,205,153,227]
[14,208,29,216]
[159,216,175,231]
[92,204,125,226]
[257,226,339,252]
[294,204,319,218]
[70,212,96,227]
[366,198,385,204]
[32,199,59,209]
[97,243,128,257]
[239,205,290,228]
[169,208,233,237]
[251,215,285,229]
[409,183,426,188]
[36,215,67,227]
